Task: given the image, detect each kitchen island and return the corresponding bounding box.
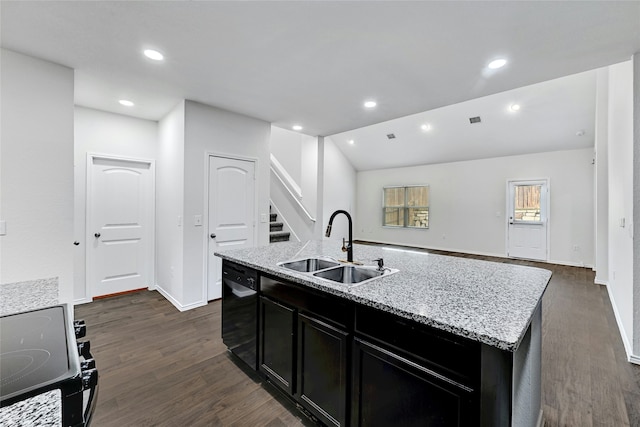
[215,241,551,427]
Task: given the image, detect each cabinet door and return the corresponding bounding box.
[259,296,296,395]
[351,338,477,427]
[297,313,349,427]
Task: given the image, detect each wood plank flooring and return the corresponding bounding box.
[75,248,640,427]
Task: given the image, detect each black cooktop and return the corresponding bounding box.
[0,305,81,404]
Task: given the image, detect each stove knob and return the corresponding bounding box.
[82,368,98,390]
[81,358,96,370]
[74,320,87,339]
[77,340,91,359]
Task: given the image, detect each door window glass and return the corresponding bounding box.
[513,185,541,222]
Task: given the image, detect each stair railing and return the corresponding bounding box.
[270,154,316,222]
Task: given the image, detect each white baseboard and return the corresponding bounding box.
[355,239,506,260]
[604,283,637,364]
[355,239,594,269]
[73,297,92,305]
[547,259,594,269]
[155,284,207,312]
[594,276,608,286]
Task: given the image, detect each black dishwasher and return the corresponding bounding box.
[221,260,258,370]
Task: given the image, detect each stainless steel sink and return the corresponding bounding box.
[313,265,398,286]
[277,257,340,273]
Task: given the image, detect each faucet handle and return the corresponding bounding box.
[342,238,348,252]
[374,258,384,270]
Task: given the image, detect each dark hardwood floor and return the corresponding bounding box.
[76,247,640,427]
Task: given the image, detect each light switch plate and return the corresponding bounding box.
[260,214,268,223]
[194,215,202,226]
[0,220,6,236]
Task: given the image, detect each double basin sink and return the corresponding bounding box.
[277,257,398,287]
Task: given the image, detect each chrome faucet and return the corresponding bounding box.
[325,210,353,263]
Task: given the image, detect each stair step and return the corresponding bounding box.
[270,213,277,222]
[270,222,283,232]
[269,231,290,243]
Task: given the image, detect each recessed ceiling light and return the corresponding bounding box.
[348,139,355,145]
[119,99,134,107]
[143,49,164,61]
[292,125,303,131]
[510,104,521,112]
[421,124,431,131]
[364,100,377,108]
[488,58,507,69]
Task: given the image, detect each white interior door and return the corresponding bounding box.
[88,156,154,297]
[208,156,256,300]
[507,180,548,261]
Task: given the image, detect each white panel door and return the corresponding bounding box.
[208,156,255,300]
[88,157,154,297]
[507,180,548,261]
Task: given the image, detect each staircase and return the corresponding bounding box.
[269,211,290,243]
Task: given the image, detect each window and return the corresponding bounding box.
[513,184,541,222]
[383,185,429,228]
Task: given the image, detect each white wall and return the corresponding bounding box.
[594,68,609,285]
[182,100,271,308]
[356,148,594,267]
[156,101,186,306]
[73,107,158,302]
[634,53,640,359]
[269,126,319,241]
[323,137,357,245]
[271,126,302,188]
[0,49,75,304]
[606,60,635,359]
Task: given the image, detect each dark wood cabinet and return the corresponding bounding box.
[351,338,476,427]
[230,267,537,427]
[297,312,349,427]
[259,295,296,395]
[260,275,350,426]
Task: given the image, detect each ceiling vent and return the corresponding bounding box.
[386,133,396,140]
[469,116,481,124]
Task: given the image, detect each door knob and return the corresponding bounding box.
[94,233,101,238]
[74,241,80,246]
[210,234,216,239]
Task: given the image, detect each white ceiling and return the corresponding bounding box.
[1,1,639,169]
[331,69,598,170]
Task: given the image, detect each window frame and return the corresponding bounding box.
[382,185,430,229]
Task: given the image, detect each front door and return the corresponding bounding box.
[507,179,548,261]
[207,156,256,300]
[87,156,154,297]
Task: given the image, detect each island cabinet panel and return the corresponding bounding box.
[260,275,352,426]
[297,313,349,427]
[351,338,477,427]
[354,306,481,387]
[259,295,296,395]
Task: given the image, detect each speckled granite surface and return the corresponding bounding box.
[0,390,61,427]
[0,277,59,316]
[0,278,61,425]
[215,240,552,351]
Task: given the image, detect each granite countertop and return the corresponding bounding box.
[0,278,61,426]
[0,277,59,316]
[215,240,552,352]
